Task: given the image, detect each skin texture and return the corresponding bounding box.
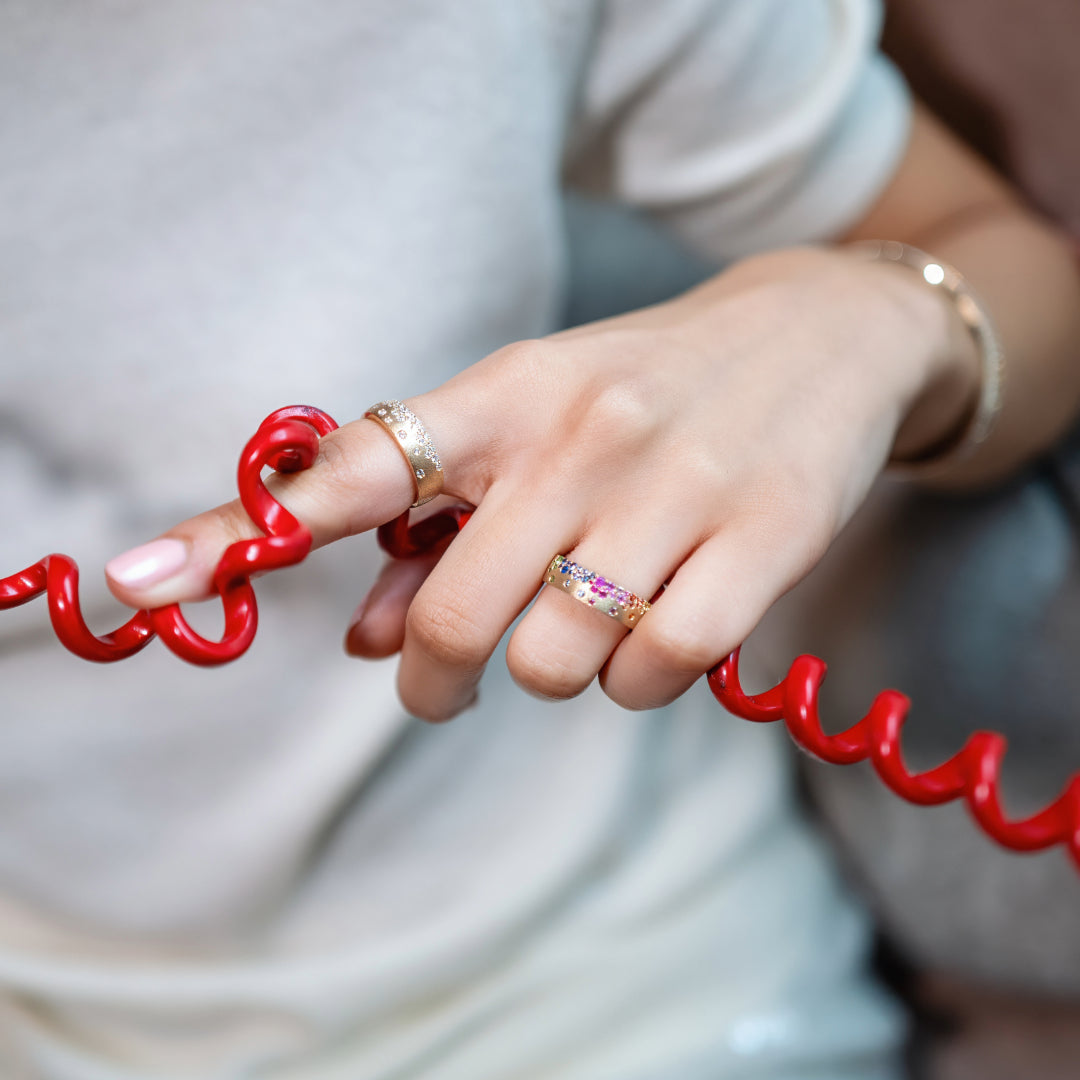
[106,102,1080,723]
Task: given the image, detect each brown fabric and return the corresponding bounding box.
[911,973,1080,1080]
[883,0,1080,238]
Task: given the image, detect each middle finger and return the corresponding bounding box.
[396,483,580,722]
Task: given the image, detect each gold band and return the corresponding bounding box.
[543,555,651,629]
[853,240,1004,471]
[364,400,445,506]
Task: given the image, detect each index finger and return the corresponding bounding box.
[104,397,470,610]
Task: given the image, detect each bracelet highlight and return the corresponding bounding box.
[2,406,1077,871]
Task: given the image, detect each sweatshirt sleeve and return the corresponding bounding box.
[565,0,912,262]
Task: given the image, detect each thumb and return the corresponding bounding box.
[105,399,464,610]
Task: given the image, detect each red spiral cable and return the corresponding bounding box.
[0,405,337,666]
[707,650,1080,871]
[3,406,1079,871]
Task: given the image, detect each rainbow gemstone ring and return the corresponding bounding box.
[543,555,651,629]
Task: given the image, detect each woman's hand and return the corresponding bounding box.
[105,245,977,721]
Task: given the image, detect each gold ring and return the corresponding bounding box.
[543,555,651,629]
[365,400,445,507]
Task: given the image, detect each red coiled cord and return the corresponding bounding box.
[708,651,1080,871]
[0,405,337,665]
[3,406,1078,870]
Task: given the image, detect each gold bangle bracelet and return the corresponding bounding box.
[853,240,1004,471]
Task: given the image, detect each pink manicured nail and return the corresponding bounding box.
[106,538,189,588]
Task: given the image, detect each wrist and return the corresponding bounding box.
[838,246,983,465]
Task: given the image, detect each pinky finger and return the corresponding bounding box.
[344,549,443,659]
[600,527,816,711]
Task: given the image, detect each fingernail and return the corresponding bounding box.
[106,538,189,588]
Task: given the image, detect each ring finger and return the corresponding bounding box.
[505,513,697,703]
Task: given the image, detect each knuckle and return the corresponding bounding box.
[312,432,356,482]
[490,338,564,395]
[499,336,549,368]
[266,430,372,537]
[405,596,489,672]
[448,339,564,482]
[311,435,369,510]
[574,372,663,450]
